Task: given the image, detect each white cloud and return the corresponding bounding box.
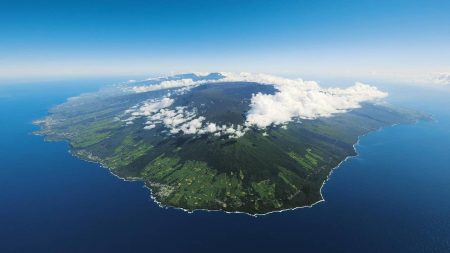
[138,105,248,138]
[178,117,205,134]
[245,80,387,128]
[144,124,156,130]
[122,97,174,123]
[133,97,174,116]
[125,72,389,136]
[210,72,387,128]
[205,123,218,133]
[130,72,301,94]
[431,72,450,86]
[132,79,203,93]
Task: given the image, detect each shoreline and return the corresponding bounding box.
[32,118,429,217]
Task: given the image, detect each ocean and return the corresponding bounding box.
[0,79,449,252]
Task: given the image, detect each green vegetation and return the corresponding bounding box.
[105,140,152,168]
[34,82,427,214]
[288,149,322,171]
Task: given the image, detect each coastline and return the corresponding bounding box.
[32,117,430,217]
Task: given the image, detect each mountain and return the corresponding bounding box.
[34,73,428,214]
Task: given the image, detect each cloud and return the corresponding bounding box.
[146,106,203,134]
[245,81,388,128]
[125,72,388,136]
[129,72,304,94]
[129,73,226,93]
[178,117,206,134]
[132,79,200,93]
[205,122,218,133]
[133,97,174,116]
[144,124,156,129]
[130,104,246,138]
[216,72,388,128]
[122,97,174,123]
[431,72,450,86]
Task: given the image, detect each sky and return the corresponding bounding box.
[1,0,450,84]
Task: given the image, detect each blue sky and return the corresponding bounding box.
[1,0,449,83]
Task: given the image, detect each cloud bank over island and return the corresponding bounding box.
[125,73,388,137]
[245,81,387,128]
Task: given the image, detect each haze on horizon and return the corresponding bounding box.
[1,0,449,86]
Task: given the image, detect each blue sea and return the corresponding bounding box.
[1,79,449,252]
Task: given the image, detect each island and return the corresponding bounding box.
[34,73,428,215]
